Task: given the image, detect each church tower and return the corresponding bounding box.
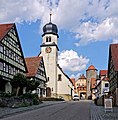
[40,12,59,97]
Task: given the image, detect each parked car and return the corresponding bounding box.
[73,94,79,101]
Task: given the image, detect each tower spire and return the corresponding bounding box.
[50,9,52,23]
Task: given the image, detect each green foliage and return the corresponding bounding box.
[26,80,40,92]
[0,92,12,97]
[11,73,28,96]
[33,97,39,105]
[20,93,38,99]
[11,73,28,88]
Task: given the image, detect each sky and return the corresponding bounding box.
[0,0,118,80]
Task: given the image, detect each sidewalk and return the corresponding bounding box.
[90,101,118,120]
[0,101,65,119]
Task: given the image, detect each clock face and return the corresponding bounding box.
[45,47,52,53]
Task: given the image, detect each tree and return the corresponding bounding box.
[11,73,28,96]
[26,80,40,93]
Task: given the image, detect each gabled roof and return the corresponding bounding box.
[0,23,28,73]
[57,64,73,85]
[79,74,86,79]
[109,44,118,71]
[0,23,14,41]
[102,76,109,81]
[86,65,97,71]
[25,56,43,77]
[99,70,108,76]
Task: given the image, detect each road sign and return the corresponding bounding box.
[104,98,113,112]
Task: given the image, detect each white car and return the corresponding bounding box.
[73,94,79,101]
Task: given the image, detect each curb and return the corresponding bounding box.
[0,101,66,119]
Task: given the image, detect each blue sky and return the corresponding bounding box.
[0,0,118,79]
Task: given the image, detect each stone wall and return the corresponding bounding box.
[0,97,33,107]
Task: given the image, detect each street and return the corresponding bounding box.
[1,100,91,120]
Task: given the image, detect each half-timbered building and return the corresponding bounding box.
[108,44,118,106]
[0,23,27,93]
[25,56,47,97]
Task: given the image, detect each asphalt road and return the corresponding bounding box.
[1,100,91,120]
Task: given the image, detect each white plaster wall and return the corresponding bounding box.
[42,34,58,45]
[40,34,58,96]
[101,81,109,94]
[57,67,73,95]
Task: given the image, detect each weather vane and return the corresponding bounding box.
[50,9,52,23]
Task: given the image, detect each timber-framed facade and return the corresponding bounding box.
[0,23,27,93]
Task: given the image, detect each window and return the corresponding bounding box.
[16,55,18,62]
[0,62,3,70]
[9,66,13,74]
[5,64,8,73]
[0,44,3,53]
[105,83,109,87]
[5,48,9,56]
[3,63,5,71]
[49,36,51,42]
[47,77,49,81]
[46,37,48,42]
[58,74,62,81]
[46,36,51,42]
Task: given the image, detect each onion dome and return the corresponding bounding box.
[43,22,58,36]
[86,65,97,71]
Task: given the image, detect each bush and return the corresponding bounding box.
[20,93,38,99]
[33,97,39,105]
[0,92,12,97]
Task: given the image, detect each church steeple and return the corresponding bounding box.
[42,10,59,38]
[50,9,52,23]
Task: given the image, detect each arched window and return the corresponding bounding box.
[49,36,51,42]
[46,37,48,42]
[46,36,51,42]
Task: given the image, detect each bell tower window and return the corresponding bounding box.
[46,36,51,42]
[46,37,48,42]
[49,36,51,42]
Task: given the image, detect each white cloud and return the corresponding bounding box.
[70,73,81,81]
[75,17,118,46]
[58,50,89,72]
[112,39,118,44]
[0,0,49,23]
[0,0,118,45]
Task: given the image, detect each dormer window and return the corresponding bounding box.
[46,36,51,42]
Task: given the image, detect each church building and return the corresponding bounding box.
[39,14,74,100]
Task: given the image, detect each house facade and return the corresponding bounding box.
[108,44,118,106]
[75,74,87,99]
[95,76,109,98]
[0,23,27,93]
[25,56,47,97]
[57,65,73,101]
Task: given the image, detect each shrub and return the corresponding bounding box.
[20,93,38,99]
[33,97,39,105]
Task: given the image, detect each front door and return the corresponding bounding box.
[46,87,51,97]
